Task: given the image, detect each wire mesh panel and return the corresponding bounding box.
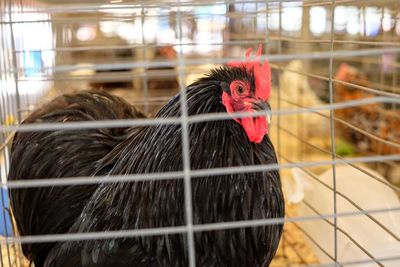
[0,0,399,267]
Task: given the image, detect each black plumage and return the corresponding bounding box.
[8,90,145,267]
[43,66,285,267]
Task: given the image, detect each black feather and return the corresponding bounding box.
[8,90,145,267]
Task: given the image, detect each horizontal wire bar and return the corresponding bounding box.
[2,97,399,134]
[8,0,335,15]
[4,154,399,189]
[9,0,397,15]
[6,8,323,24]
[302,201,383,266]
[18,69,183,82]
[2,205,399,245]
[0,12,259,24]
[14,36,400,55]
[13,40,266,54]
[270,37,400,46]
[367,80,400,94]
[334,39,400,46]
[15,47,400,75]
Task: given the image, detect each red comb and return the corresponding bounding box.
[228,44,271,100]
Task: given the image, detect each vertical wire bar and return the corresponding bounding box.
[8,0,21,124]
[140,7,149,115]
[0,49,7,266]
[264,2,290,263]
[362,5,366,37]
[2,1,16,263]
[0,7,14,140]
[264,2,269,53]
[391,0,398,111]
[277,1,282,162]
[176,4,196,267]
[276,2,287,264]
[0,22,8,131]
[328,1,338,265]
[0,4,7,266]
[224,0,230,58]
[0,2,6,264]
[2,0,18,255]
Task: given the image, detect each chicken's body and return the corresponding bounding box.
[8,90,144,266]
[44,65,284,267]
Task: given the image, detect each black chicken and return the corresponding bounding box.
[8,90,145,267]
[43,45,284,267]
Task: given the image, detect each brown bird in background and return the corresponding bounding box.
[334,63,400,155]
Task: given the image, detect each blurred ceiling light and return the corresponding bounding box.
[76,26,96,41]
[110,0,123,3]
[143,19,158,43]
[346,6,359,35]
[382,8,394,32]
[364,7,381,36]
[116,22,137,43]
[99,21,118,37]
[267,12,279,31]
[334,6,347,32]
[282,6,303,32]
[310,7,327,36]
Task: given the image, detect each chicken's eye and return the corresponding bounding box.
[235,85,245,95]
[230,80,248,97]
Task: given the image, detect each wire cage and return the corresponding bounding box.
[0,0,400,266]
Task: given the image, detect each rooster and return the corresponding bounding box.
[43,45,284,267]
[8,90,145,267]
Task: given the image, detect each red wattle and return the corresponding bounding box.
[241,116,268,143]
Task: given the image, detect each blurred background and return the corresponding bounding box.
[0,0,399,266]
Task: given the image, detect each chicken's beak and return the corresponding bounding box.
[252,100,272,124]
